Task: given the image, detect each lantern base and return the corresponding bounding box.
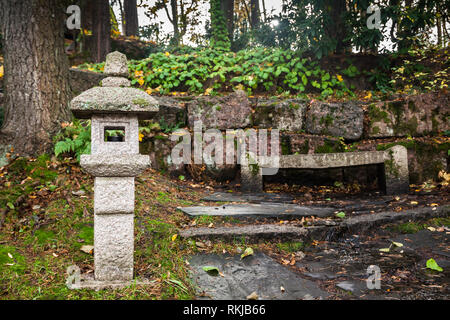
[68,273,155,291]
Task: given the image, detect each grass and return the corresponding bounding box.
[0,157,206,300]
[392,217,450,234]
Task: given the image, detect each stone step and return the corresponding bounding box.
[178,203,336,219]
[179,205,450,242]
[202,192,294,203]
[179,224,309,242]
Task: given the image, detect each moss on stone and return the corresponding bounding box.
[315,139,344,154]
[132,98,150,107]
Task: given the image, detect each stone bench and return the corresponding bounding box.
[241,145,409,195]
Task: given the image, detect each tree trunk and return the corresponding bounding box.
[91,0,111,62]
[0,0,72,157]
[220,0,234,41]
[250,0,260,29]
[170,0,180,45]
[323,0,349,54]
[124,0,139,36]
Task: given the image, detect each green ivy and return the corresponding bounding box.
[79,47,351,97]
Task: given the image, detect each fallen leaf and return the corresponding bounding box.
[202,266,219,276]
[246,292,258,300]
[80,245,94,254]
[171,234,178,242]
[392,241,403,247]
[379,248,390,253]
[426,258,443,272]
[241,247,254,259]
[336,212,346,218]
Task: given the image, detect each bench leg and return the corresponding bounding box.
[241,163,263,192]
[384,145,409,195]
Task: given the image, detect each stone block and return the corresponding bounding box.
[383,145,409,194]
[94,213,134,281]
[80,154,150,177]
[94,177,135,214]
[101,76,131,87]
[305,101,364,140]
[366,93,450,138]
[103,51,129,77]
[252,99,307,131]
[187,90,251,130]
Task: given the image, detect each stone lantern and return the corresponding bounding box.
[70,51,158,285]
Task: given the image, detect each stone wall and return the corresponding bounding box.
[142,90,449,185]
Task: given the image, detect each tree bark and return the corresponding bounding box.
[220,0,234,41]
[170,0,180,45]
[0,0,72,157]
[91,0,111,62]
[323,0,349,54]
[250,0,260,30]
[124,0,139,36]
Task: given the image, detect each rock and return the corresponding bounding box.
[189,253,329,300]
[187,90,251,130]
[72,190,86,196]
[101,76,131,87]
[336,281,356,293]
[178,203,336,218]
[252,99,307,131]
[202,192,294,203]
[103,51,129,77]
[366,93,450,138]
[305,101,364,140]
[144,134,186,177]
[152,96,186,128]
[281,133,343,155]
[69,68,106,97]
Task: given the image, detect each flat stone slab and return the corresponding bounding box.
[202,192,294,203]
[189,253,329,300]
[178,203,335,219]
[180,205,449,242]
[180,224,308,242]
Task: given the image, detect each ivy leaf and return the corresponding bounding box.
[241,247,254,259]
[336,212,346,218]
[202,266,219,276]
[426,258,443,272]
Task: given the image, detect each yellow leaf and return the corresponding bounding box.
[336,74,343,82]
[204,88,213,95]
[364,91,372,100]
[171,234,178,242]
[410,201,418,205]
[137,78,144,86]
[139,133,144,142]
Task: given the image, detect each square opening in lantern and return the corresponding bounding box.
[104,126,125,142]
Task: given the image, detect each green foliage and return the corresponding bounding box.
[276,242,304,253]
[390,47,449,92]
[209,0,230,51]
[82,47,350,97]
[53,120,91,162]
[0,246,26,275]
